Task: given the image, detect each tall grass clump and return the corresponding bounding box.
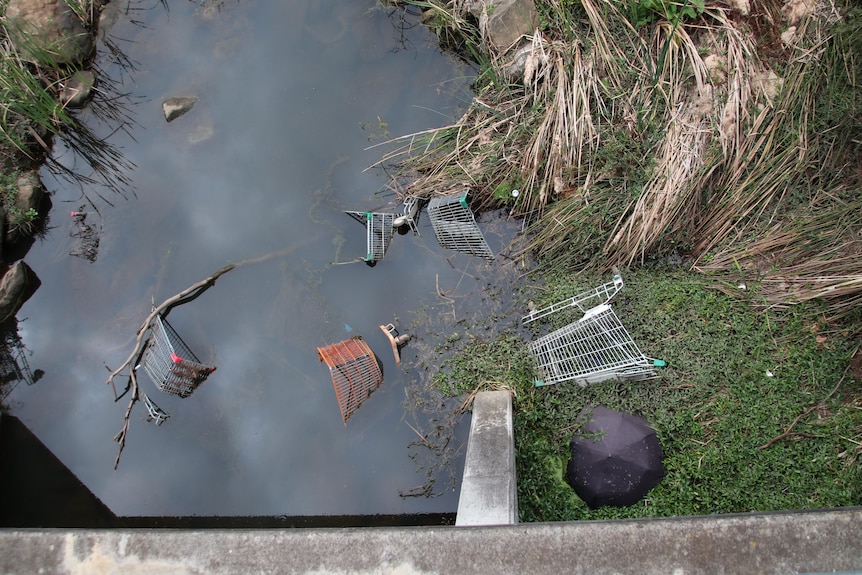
[375,0,649,220]
[1,1,136,201]
[693,4,862,327]
[385,0,861,332]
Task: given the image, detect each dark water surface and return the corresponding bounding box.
[4,0,527,519]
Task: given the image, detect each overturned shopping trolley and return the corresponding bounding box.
[523,275,664,387]
[140,313,217,398]
[317,336,383,424]
[427,190,494,261]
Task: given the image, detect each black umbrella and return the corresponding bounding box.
[565,405,665,509]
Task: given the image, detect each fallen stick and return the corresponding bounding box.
[106,238,315,469]
[758,375,846,450]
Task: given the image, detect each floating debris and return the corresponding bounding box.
[317,336,383,424]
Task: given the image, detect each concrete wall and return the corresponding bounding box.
[3,393,862,574]
[1,508,861,574]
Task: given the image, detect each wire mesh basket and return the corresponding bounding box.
[524,275,663,387]
[141,313,216,398]
[142,391,170,425]
[345,211,397,265]
[427,190,494,260]
[317,336,383,424]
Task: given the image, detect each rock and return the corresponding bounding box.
[12,171,44,217]
[781,26,798,46]
[5,170,45,245]
[0,261,41,324]
[59,69,96,108]
[729,0,750,16]
[163,97,198,123]
[703,54,726,85]
[5,0,95,66]
[752,70,783,103]
[464,0,538,52]
[500,38,547,85]
[782,0,815,27]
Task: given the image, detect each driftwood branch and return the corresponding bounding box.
[758,375,846,450]
[107,240,314,469]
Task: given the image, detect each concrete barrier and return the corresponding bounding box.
[456,390,517,525]
[2,509,862,574]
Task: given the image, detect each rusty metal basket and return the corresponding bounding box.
[317,336,383,423]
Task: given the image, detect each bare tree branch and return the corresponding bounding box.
[107,238,316,469]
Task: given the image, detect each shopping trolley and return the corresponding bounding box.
[426,190,494,260]
[140,313,217,398]
[523,275,664,387]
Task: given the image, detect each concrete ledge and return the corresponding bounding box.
[456,390,517,525]
[1,508,861,574]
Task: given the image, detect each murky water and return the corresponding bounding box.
[3,0,526,519]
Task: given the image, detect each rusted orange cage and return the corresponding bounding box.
[317,336,383,424]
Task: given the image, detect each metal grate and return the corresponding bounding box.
[0,323,37,401]
[317,337,383,424]
[345,211,397,264]
[525,275,663,387]
[141,314,216,398]
[426,191,494,260]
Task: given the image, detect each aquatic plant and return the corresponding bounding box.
[1,1,139,204]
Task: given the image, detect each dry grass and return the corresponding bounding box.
[385,0,861,329]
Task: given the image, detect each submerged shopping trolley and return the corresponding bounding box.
[344,190,493,264]
[140,313,217,398]
[523,275,664,387]
[344,211,397,266]
[317,336,384,424]
[427,190,494,260]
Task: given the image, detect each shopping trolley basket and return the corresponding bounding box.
[524,275,664,387]
[140,313,216,398]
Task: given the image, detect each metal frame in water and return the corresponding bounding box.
[141,314,217,398]
[426,190,494,261]
[317,336,384,424]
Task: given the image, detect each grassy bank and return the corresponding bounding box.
[1,0,135,199]
[389,0,862,520]
[392,0,861,329]
[436,268,862,520]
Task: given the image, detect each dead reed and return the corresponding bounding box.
[385,0,861,328]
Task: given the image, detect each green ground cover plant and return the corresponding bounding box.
[437,268,862,521]
[0,172,38,234]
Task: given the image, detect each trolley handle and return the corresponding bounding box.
[523,274,624,325]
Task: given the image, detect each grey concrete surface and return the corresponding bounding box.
[1,508,861,574]
[456,390,517,525]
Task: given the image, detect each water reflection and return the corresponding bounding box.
[8,0,527,519]
[0,319,42,404]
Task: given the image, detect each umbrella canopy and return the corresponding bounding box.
[565,405,666,509]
